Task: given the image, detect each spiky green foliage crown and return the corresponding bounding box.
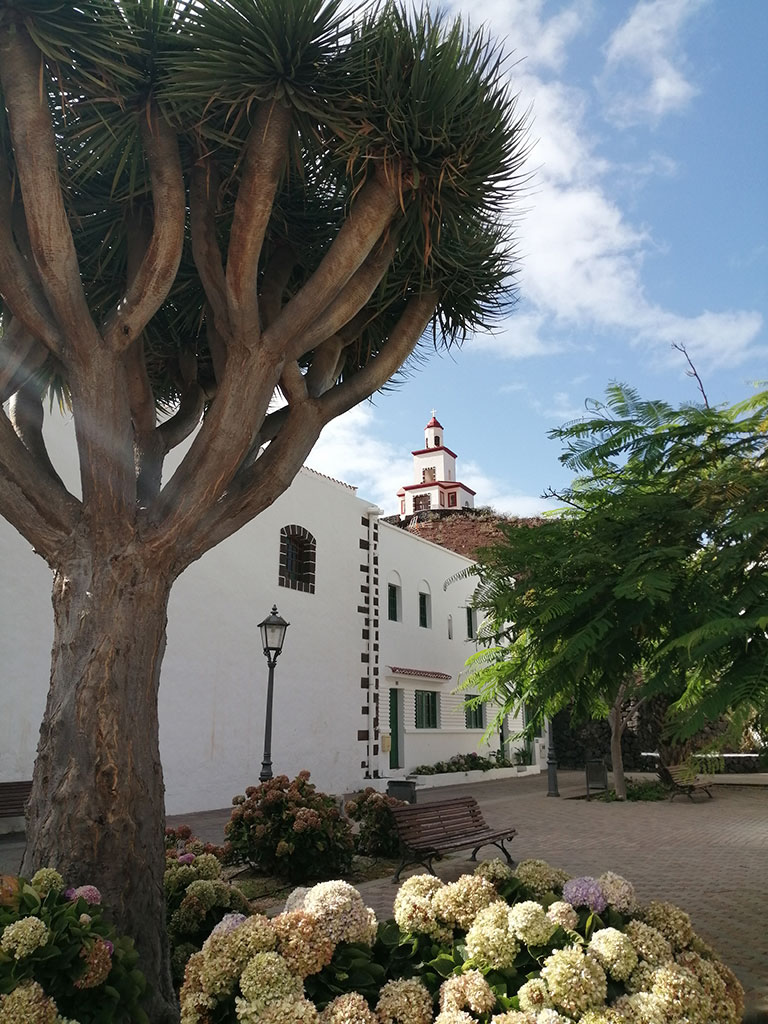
[0,0,529,406]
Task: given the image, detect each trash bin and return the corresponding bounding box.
[387,779,417,803]
[585,759,608,800]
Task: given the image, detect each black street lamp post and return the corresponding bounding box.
[258,605,289,783]
[546,717,560,797]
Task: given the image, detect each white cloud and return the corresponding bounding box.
[459,460,559,517]
[471,5,764,372]
[599,0,706,125]
[305,405,410,514]
[470,313,567,359]
[634,308,766,368]
[454,0,591,73]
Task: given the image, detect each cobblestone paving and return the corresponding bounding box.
[167,772,768,1016]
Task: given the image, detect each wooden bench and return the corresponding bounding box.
[0,781,32,819]
[665,764,714,801]
[391,796,517,882]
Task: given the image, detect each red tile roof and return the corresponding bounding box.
[387,666,452,681]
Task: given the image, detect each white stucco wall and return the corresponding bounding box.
[376,522,527,775]
[157,467,373,812]
[0,421,376,811]
[0,416,540,816]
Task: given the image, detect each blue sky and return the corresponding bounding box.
[307,0,768,517]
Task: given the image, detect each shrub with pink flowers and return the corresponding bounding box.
[0,869,147,1022]
[179,860,744,1024]
[224,772,354,882]
[344,788,406,858]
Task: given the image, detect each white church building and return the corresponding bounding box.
[0,415,544,819]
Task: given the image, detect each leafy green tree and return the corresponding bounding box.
[0,0,528,1014]
[463,384,768,799]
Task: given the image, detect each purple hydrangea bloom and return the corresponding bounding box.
[210,913,248,938]
[178,853,196,865]
[104,939,114,955]
[69,884,103,905]
[562,876,607,913]
[64,887,76,900]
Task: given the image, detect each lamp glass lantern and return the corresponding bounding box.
[259,605,289,663]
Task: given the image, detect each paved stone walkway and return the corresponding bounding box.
[169,771,768,1018]
[3,772,766,1017]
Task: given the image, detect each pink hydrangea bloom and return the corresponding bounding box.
[67,884,103,905]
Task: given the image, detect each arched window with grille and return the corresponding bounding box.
[279,525,316,594]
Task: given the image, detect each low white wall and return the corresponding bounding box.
[409,765,541,788]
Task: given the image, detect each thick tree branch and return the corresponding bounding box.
[103,108,185,351]
[0,26,95,349]
[191,160,231,348]
[305,336,344,397]
[150,343,283,547]
[123,342,156,440]
[0,406,79,560]
[8,381,66,489]
[260,244,295,328]
[265,172,400,352]
[226,102,292,345]
[319,291,438,420]
[69,348,137,525]
[0,151,62,353]
[157,383,205,452]
[0,321,50,405]
[290,229,399,360]
[182,399,325,564]
[279,363,307,405]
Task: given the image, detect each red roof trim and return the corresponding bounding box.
[387,666,452,681]
[425,416,444,429]
[400,482,477,496]
[411,446,458,459]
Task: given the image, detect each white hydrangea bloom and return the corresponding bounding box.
[433,1012,476,1024]
[439,969,496,1015]
[393,875,451,943]
[545,901,578,931]
[465,901,520,970]
[514,860,570,896]
[622,920,672,966]
[588,927,638,980]
[376,978,433,1024]
[612,990,666,1024]
[598,871,636,913]
[237,996,320,1023]
[639,902,694,951]
[540,945,607,1017]
[650,962,713,1023]
[299,881,377,946]
[508,901,557,947]
[517,978,552,1013]
[319,992,377,1024]
[475,858,515,883]
[238,951,303,1011]
[0,916,50,959]
[431,875,502,931]
[536,1010,572,1024]
[491,1012,537,1024]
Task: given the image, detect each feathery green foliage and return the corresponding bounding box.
[462,383,768,743]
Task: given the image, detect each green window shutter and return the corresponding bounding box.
[415,690,438,728]
[464,696,483,729]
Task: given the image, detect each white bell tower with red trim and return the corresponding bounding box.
[397,412,476,516]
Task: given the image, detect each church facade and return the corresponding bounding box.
[0,415,542,820]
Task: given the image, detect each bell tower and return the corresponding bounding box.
[397,413,476,517]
